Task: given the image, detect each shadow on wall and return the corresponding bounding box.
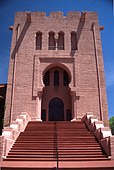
[0,84,7,135]
[11,13,31,59]
[70,12,86,57]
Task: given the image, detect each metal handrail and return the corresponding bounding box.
[54,121,59,169]
[36,46,42,50]
[49,46,64,50]
[36,46,64,50]
[49,46,56,50]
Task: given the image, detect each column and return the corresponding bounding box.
[55,33,58,50]
[65,31,71,52]
[71,91,77,121]
[59,69,63,86]
[43,32,48,51]
[36,91,42,121]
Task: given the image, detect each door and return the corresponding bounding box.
[49,97,64,121]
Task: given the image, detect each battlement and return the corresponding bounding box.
[15,11,98,19]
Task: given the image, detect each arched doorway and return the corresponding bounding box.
[41,65,72,121]
[49,97,64,121]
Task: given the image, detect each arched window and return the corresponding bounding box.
[57,32,64,50]
[43,71,50,86]
[36,32,42,50]
[41,109,46,121]
[63,71,69,86]
[48,32,56,50]
[71,31,77,50]
[66,109,72,121]
[54,70,59,86]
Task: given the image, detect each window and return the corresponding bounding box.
[48,32,56,50]
[57,32,64,50]
[71,31,77,50]
[54,70,59,86]
[63,71,69,86]
[43,71,50,86]
[41,109,46,121]
[36,32,42,50]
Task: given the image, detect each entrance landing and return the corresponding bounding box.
[1,160,114,170]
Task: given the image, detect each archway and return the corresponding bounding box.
[49,97,64,121]
[41,65,72,121]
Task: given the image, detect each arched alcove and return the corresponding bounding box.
[57,31,64,50]
[71,31,77,50]
[42,65,72,121]
[36,31,42,50]
[42,63,71,85]
[48,31,56,50]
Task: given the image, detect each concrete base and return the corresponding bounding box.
[1,160,114,169]
[71,118,79,122]
[36,119,42,122]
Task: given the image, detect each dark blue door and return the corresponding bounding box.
[49,97,64,121]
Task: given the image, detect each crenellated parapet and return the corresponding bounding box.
[14,11,98,20]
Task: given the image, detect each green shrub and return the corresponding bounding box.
[109,116,114,135]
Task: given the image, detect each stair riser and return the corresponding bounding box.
[3,121,109,163]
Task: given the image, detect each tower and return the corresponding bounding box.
[1,11,114,170]
[5,11,108,126]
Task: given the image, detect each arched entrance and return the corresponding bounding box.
[49,97,64,121]
[41,65,72,121]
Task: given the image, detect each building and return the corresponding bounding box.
[5,11,108,125]
[1,11,114,169]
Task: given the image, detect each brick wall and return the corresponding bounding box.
[4,11,108,126]
[0,136,4,161]
[110,136,114,160]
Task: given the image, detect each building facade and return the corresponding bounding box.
[4,11,108,126]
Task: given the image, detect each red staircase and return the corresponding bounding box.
[1,121,114,170]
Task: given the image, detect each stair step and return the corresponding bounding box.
[8,151,104,155]
[7,155,107,158]
[13,142,99,147]
[1,160,114,170]
[14,141,97,144]
[3,157,111,161]
[12,146,101,149]
[9,149,103,152]
[4,121,110,165]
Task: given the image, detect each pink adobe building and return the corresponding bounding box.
[4,11,109,126]
[1,11,114,170]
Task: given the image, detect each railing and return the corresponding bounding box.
[49,46,64,50]
[57,46,64,50]
[49,46,56,50]
[36,46,64,50]
[36,46,42,50]
[54,121,59,169]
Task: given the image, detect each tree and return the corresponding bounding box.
[109,116,114,135]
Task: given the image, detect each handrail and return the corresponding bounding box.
[49,46,64,50]
[54,121,59,169]
[36,46,42,50]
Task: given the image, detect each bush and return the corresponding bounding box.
[109,116,114,135]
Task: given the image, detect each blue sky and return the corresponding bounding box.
[0,0,113,118]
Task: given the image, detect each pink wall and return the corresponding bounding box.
[4,12,108,126]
